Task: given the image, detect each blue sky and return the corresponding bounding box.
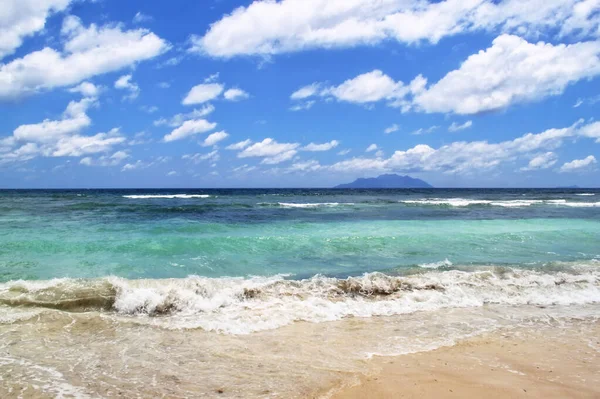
[1,0,600,188]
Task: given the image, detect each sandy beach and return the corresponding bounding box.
[329,321,600,399]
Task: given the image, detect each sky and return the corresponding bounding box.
[1,0,600,188]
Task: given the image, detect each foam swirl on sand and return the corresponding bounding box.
[2,264,599,334]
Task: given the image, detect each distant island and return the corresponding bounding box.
[334,174,433,189]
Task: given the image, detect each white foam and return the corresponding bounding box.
[108,266,600,334]
[418,259,453,269]
[401,198,599,207]
[122,194,212,199]
[277,202,353,208]
[575,193,596,196]
[3,266,600,335]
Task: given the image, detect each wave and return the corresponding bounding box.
[418,259,453,269]
[401,198,600,208]
[123,194,212,199]
[2,263,599,334]
[575,193,596,196]
[258,202,354,208]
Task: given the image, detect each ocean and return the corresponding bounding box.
[1,188,599,397]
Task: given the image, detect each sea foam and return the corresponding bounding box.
[2,264,599,334]
[123,194,212,199]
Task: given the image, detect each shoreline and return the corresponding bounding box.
[326,320,600,399]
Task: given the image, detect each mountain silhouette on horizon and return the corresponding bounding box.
[334,174,433,189]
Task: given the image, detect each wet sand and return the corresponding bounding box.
[329,321,600,399]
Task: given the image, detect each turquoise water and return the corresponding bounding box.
[1,189,599,282]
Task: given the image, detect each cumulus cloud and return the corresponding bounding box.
[520,152,558,171]
[226,139,252,150]
[302,140,339,151]
[366,144,379,152]
[1,108,126,164]
[114,74,140,101]
[410,125,439,135]
[559,155,597,172]
[384,124,400,134]
[578,121,600,142]
[191,0,598,58]
[163,119,217,142]
[290,35,600,115]
[68,82,101,98]
[238,138,299,164]
[154,104,215,127]
[223,88,249,101]
[413,35,600,114]
[322,70,407,104]
[324,120,600,175]
[201,130,229,147]
[448,120,473,132]
[0,0,72,60]
[0,16,169,100]
[182,83,224,105]
[183,150,220,163]
[132,12,152,24]
[289,101,315,111]
[290,83,321,100]
[80,150,129,167]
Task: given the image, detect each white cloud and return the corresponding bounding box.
[183,150,220,163]
[132,12,152,24]
[182,83,224,105]
[167,170,178,176]
[448,120,473,132]
[122,160,145,171]
[157,82,171,89]
[223,88,249,101]
[384,124,400,134]
[302,140,339,151]
[13,98,94,143]
[192,0,598,58]
[579,121,600,142]
[68,82,100,98]
[238,138,299,164]
[411,125,439,135]
[140,105,158,114]
[322,120,600,175]
[226,139,252,150]
[202,130,229,147]
[520,152,558,171]
[289,101,315,111]
[154,104,215,127]
[323,70,406,104]
[329,157,389,173]
[80,150,129,167]
[287,160,322,173]
[559,155,597,172]
[290,34,600,115]
[163,119,217,142]
[366,144,378,152]
[337,149,351,156]
[0,0,72,60]
[261,150,297,164]
[413,35,600,114]
[0,16,169,100]
[291,83,321,100]
[114,74,140,101]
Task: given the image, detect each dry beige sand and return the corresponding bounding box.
[328,322,600,399]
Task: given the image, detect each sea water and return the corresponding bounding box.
[1,188,599,397]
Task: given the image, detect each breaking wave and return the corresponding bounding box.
[2,263,599,334]
[123,194,212,199]
[401,198,600,208]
